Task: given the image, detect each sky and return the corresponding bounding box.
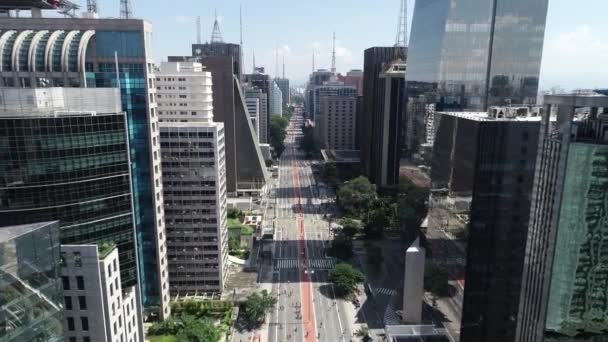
[87,0,607,90]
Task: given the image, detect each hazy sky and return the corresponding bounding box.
[90,0,607,90]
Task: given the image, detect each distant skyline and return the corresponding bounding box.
[64,0,608,90]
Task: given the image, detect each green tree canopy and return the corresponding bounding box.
[337,176,376,217]
[329,263,365,297]
[327,237,353,260]
[269,115,289,157]
[340,217,362,239]
[424,263,449,297]
[244,290,277,324]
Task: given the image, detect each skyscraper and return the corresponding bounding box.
[359,46,406,184]
[405,0,549,157]
[516,94,608,342]
[0,17,170,318]
[268,80,283,116]
[156,62,229,295]
[243,86,266,143]
[275,77,290,105]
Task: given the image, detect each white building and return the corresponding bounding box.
[245,97,260,139]
[244,85,268,143]
[157,62,228,295]
[269,80,283,116]
[61,244,141,342]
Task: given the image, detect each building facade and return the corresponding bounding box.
[429,108,541,342]
[61,244,140,342]
[275,77,290,105]
[516,94,608,342]
[338,69,363,96]
[269,80,283,116]
[0,221,63,342]
[316,95,357,150]
[245,97,260,139]
[360,46,406,181]
[191,42,241,81]
[0,18,170,318]
[405,0,549,157]
[243,85,268,143]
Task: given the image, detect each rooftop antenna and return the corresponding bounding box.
[240,5,244,75]
[331,32,336,74]
[312,51,315,73]
[395,0,408,57]
[252,50,256,71]
[275,45,279,79]
[87,0,98,13]
[119,0,132,19]
[282,55,286,79]
[196,16,202,44]
[210,10,224,43]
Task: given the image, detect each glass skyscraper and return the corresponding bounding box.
[0,18,170,318]
[404,0,549,157]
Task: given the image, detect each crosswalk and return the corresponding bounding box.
[372,287,397,297]
[274,258,336,270]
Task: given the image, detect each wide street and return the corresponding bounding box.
[263,111,354,342]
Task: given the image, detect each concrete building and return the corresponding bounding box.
[338,69,363,96]
[316,95,357,150]
[359,46,406,184]
[275,77,290,105]
[403,243,425,324]
[156,62,228,294]
[245,97,260,139]
[243,85,267,143]
[199,57,268,196]
[305,69,333,117]
[429,107,542,342]
[0,221,64,342]
[516,94,608,342]
[0,88,145,330]
[61,244,140,342]
[191,42,241,81]
[269,80,283,116]
[0,17,170,318]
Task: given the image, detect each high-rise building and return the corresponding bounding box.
[0,17,170,318]
[156,62,228,295]
[275,78,290,105]
[315,95,357,150]
[200,57,268,196]
[192,42,241,81]
[359,46,406,183]
[243,70,271,138]
[305,69,333,117]
[268,80,283,116]
[429,107,542,342]
[245,96,261,139]
[0,221,64,342]
[516,94,608,342]
[243,85,268,143]
[404,0,549,157]
[338,69,363,96]
[61,244,140,342]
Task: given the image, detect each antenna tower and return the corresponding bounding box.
[240,5,244,74]
[210,11,224,43]
[119,0,132,19]
[331,32,336,74]
[275,46,279,79]
[282,55,285,79]
[312,51,315,73]
[196,16,202,44]
[87,0,98,13]
[252,50,256,71]
[395,0,408,49]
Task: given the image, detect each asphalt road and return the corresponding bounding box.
[266,112,354,342]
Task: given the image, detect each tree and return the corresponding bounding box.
[424,263,449,297]
[299,124,316,156]
[269,115,289,158]
[174,315,221,342]
[340,217,362,239]
[244,290,277,324]
[329,263,365,297]
[336,176,376,217]
[363,205,391,238]
[326,237,353,260]
[354,325,372,342]
[323,162,337,181]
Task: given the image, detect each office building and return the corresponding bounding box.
[316,95,357,150]
[200,57,268,195]
[405,0,549,156]
[360,46,406,182]
[243,70,271,138]
[305,69,333,117]
[156,62,228,294]
[429,107,541,342]
[338,69,363,96]
[61,244,140,342]
[0,221,63,342]
[0,17,170,318]
[243,85,267,143]
[192,42,241,81]
[269,80,283,116]
[275,77,290,105]
[245,97,260,139]
[312,80,357,121]
[516,94,608,342]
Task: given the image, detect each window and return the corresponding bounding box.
[83,337,90,342]
[78,296,87,310]
[64,296,73,310]
[67,317,75,331]
[81,317,89,331]
[76,276,85,290]
[108,264,112,277]
[69,338,76,342]
[62,276,70,290]
[73,252,82,267]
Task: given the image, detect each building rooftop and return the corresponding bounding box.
[0,221,57,242]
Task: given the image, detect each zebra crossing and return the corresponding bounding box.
[274,258,336,270]
[372,287,397,297]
